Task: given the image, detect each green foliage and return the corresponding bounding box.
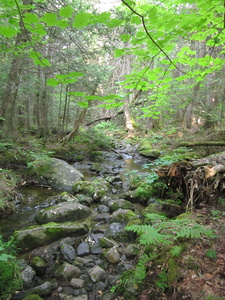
[0,236,22,300]
[205,249,217,260]
[156,268,168,292]
[169,245,183,258]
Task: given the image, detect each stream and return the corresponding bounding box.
[0,150,152,239]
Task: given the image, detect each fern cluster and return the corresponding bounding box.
[125,213,216,293]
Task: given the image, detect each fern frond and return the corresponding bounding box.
[170,245,183,257]
[139,227,172,245]
[134,253,150,281]
[145,213,168,222]
[175,223,215,239]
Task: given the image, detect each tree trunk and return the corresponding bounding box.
[0,0,32,138]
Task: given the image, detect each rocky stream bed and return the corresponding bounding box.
[1,143,155,300]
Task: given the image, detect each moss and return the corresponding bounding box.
[23,295,44,300]
[167,257,180,286]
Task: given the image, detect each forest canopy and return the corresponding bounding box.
[0,0,224,138]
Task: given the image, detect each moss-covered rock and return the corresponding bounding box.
[14,222,88,252]
[23,294,44,300]
[31,157,83,192]
[140,150,160,158]
[73,178,110,200]
[35,202,91,224]
[108,199,134,212]
[111,209,137,223]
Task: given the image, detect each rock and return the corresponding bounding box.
[108,199,134,212]
[30,256,47,275]
[104,222,134,242]
[60,242,76,263]
[91,243,102,255]
[140,150,160,158]
[70,278,85,288]
[73,178,110,200]
[104,247,120,264]
[75,194,93,206]
[125,244,140,259]
[14,222,88,252]
[23,295,44,300]
[36,202,91,224]
[55,262,81,281]
[21,265,36,288]
[32,157,83,192]
[77,242,90,256]
[13,281,53,300]
[88,265,106,282]
[99,237,119,248]
[111,209,137,222]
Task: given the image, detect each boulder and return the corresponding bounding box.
[35,202,91,224]
[32,157,83,192]
[14,222,88,252]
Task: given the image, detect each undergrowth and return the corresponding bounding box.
[112,213,216,298]
[0,236,22,300]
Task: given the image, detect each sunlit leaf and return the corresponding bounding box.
[73,12,93,28]
[41,13,58,26]
[23,12,39,24]
[59,5,73,18]
[47,78,59,86]
[0,27,17,37]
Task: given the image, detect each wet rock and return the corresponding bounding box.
[75,194,93,206]
[88,265,106,282]
[108,199,134,211]
[111,209,137,222]
[92,213,111,223]
[30,256,47,275]
[14,222,88,252]
[32,157,84,192]
[104,247,120,264]
[35,202,91,224]
[55,262,81,281]
[77,242,90,256]
[21,265,36,288]
[59,242,76,263]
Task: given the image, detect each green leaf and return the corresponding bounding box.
[131,15,141,25]
[47,78,59,86]
[41,13,58,26]
[67,91,85,97]
[95,12,111,23]
[77,101,88,108]
[23,12,39,24]
[59,5,73,18]
[120,34,131,42]
[73,12,93,28]
[0,27,17,37]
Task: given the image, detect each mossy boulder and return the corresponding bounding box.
[14,222,88,252]
[140,150,160,159]
[111,209,137,223]
[23,294,44,300]
[108,199,134,212]
[73,178,110,200]
[31,157,83,192]
[35,202,91,224]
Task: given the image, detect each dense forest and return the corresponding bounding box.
[1,1,225,300]
[1,0,225,138]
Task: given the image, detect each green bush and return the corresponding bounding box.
[0,236,22,300]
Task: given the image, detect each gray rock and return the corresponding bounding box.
[111,209,136,222]
[77,242,90,256]
[36,202,91,224]
[60,242,76,263]
[32,157,84,192]
[55,262,81,281]
[14,222,88,252]
[88,265,106,283]
[91,243,102,255]
[70,278,85,288]
[104,247,120,264]
[21,265,36,288]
